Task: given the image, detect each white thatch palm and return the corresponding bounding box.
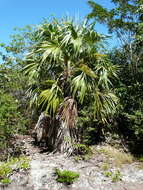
[24,17,118,155]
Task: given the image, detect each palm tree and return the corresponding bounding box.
[23,17,118,155]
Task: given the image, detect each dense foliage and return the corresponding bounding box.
[88,0,143,152]
[0,91,28,160]
[23,18,118,120]
[0,46,29,160]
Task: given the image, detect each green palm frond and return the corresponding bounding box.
[108,64,119,79]
[61,22,83,53]
[95,58,118,89]
[71,72,94,103]
[84,30,102,44]
[94,89,118,123]
[39,83,63,116]
[23,63,39,84]
[22,62,38,74]
[26,85,40,108]
[71,64,97,103]
[72,37,83,52]
[38,41,63,62]
[98,68,112,89]
[71,73,87,103]
[78,64,97,78]
[40,79,55,88]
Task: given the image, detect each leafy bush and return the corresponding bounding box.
[126,111,143,140]
[103,171,112,177]
[102,163,110,171]
[103,169,122,182]
[0,178,12,185]
[0,92,28,160]
[0,165,12,181]
[55,169,79,184]
[78,108,103,145]
[74,143,93,161]
[0,156,30,184]
[118,110,143,154]
[74,143,92,155]
[111,170,122,182]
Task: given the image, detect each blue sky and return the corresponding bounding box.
[0,0,116,46]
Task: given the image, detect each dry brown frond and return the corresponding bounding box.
[58,97,78,130]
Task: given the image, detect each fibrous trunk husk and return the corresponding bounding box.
[34,97,78,155]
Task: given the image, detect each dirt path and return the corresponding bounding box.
[1,135,143,190]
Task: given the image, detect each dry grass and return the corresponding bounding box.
[98,145,133,167]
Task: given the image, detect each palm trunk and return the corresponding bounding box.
[34,98,78,155]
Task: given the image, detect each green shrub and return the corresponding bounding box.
[102,163,110,171]
[74,143,92,155]
[0,165,12,180]
[18,160,30,170]
[111,170,122,182]
[0,178,12,185]
[103,169,122,182]
[77,109,102,145]
[0,92,28,160]
[126,111,143,140]
[74,144,93,161]
[0,156,30,184]
[103,171,112,177]
[55,169,80,184]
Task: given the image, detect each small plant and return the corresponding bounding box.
[74,144,92,155]
[18,156,30,170]
[19,161,30,170]
[112,170,122,182]
[0,178,12,185]
[55,169,80,185]
[103,169,122,182]
[74,144,93,161]
[104,171,112,177]
[0,164,12,181]
[102,163,110,171]
[0,156,30,184]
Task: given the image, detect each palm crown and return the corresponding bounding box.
[24,17,118,123]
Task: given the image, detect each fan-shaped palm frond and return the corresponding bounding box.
[39,83,63,116]
[71,64,97,103]
[26,85,40,108]
[22,57,40,84]
[38,41,63,63]
[71,73,88,103]
[95,58,118,89]
[78,64,97,78]
[23,62,38,75]
[94,89,118,123]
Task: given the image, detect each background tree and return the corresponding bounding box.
[88,0,143,73]
[0,26,35,160]
[88,0,143,153]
